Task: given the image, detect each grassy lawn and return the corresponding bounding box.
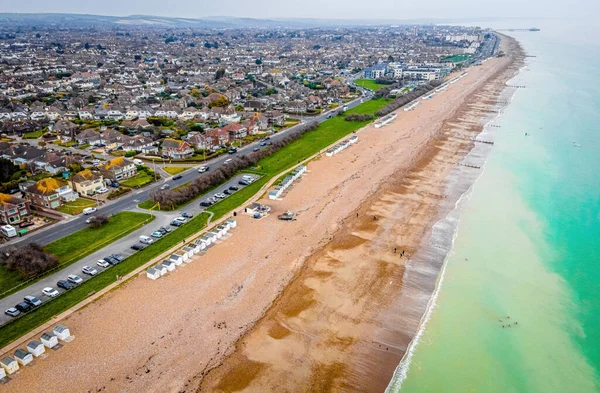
[0,213,209,349]
[0,97,392,349]
[44,212,154,265]
[23,130,42,139]
[56,198,97,215]
[354,79,389,91]
[163,166,190,176]
[120,172,154,188]
[443,54,470,63]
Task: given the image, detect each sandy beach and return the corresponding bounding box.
[4,37,521,393]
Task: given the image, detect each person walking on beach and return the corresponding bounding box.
[394,247,397,254]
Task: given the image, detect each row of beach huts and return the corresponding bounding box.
[0,324,72,381]
[268,165,307,200]
[147,218,237,280]
[325,135,359,157]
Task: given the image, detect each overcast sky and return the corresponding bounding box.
[0,0,593,20]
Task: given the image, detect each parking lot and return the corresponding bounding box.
[0,173,261,326]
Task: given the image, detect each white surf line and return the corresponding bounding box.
[385,62,524,392]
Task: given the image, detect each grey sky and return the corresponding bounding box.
[0,0,593,20]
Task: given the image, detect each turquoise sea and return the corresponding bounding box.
[388,19,600,393]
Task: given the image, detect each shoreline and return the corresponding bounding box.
[385,46,526,391]
[197,36,525,392]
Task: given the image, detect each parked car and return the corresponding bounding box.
[198,166,209,173]
[151,231,163,238]
[260,142,267,146]
[224,159,233,164]
[97,259,110,268]
[68,274,83,285]
[140,235,154,244]
[159,226,172,233]
[229,186,239,191]
[103,256,119,265]
[24,295,42,307]
[223,189,232,195]
[228,148,237,154]
[83,207,97,215]
[200,201,211,207]
[110,181,120,188]
[111,254,125,262]
[160,184,170,190]
[42,287,59,298]
[82,266,98,276]
[170,220,184,227]
[174,217,187,223]
[173,175,183,180]
[253,147,260,152]
[15,302,32,313]
[131,244,145,251]
[215,193,226,199]
[181,212,193,219]
[4,307,20,317]
[239,180,250,186]
[19,221,34,228]
[57,280,73,290]
[97,187,109,194]
[85,216,97,224]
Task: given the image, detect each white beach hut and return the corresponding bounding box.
[200,235,211,246]
[41,332,58,349]
[54,324,71,341]
[155,264,167,276]
[189,242,201,254]
[217,225,228,235]
[27,340,46,357]
[183,246,195,258]
[0,366,6,380]
[14,348,33,366]
[221,221,231,231]
[0,357,18,375]
[194,239,207,251]
[227,218,237,228]
[147,267,160,280]
[162,260,176,272]
[207,232,219,242]
[169,254,183,265]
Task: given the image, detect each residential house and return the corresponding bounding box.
[100,157,137,181]
[24,178,68,209]
[0,194,31,225]
[70,169,104,196]
[75,129,102,146]
[204,128,230,150]
[161,139,194,159]
[222,123,247,139]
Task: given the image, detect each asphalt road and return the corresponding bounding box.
[0,173,260,325]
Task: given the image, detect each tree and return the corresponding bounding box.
[388,55,395,62]
[215,68,226,80]
[0,243,59,278]
[84,42,90,50]
[211,95,230,108]
[255,59,262,65]
[0,158,18,182]
[90,214,109,229]
[68,162,84,174]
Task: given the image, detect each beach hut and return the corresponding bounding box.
[54,324,71,341]
[194,239,207,251]
[41,332,58,349]
[162,260,176,272]
[221,221,231,231]
[207,232,219,242]
[0,366,6,380]
[227,218,237,228]
[189,242,201,254]
[182,246,195,258]
[217,225,228,235]
[200,235,212,246]
[27,340,45,357]
[147,268,160,280]
[0,357,18,375]
[155,264,167,276]
[14,348,33,366]
[169,254,183,265]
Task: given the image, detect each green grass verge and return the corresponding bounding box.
[120,172,154,188]
[56,199,97,215]
[0,97,391,348]
[44,212,154,265]
[354,79,389,91]
[0,213,210,349]
[163,166,190,175]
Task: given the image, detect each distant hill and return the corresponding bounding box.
[0,12,501,29]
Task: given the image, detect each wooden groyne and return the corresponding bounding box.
[459,163,482,169]
[506,84,526,88]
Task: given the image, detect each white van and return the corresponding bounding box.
[139,235,154,244]
[133,159,143,165]
[83,207,97,215]
[0,225,17,238]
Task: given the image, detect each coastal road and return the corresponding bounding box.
[1,87,371,250]
[0,173,260,325]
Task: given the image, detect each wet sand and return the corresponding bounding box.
[5,37,521,393]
